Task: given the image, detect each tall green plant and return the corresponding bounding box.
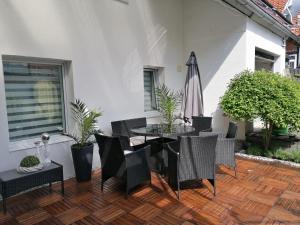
[221,70,300,150]
[156,85,182,128]
[67,99,102,148]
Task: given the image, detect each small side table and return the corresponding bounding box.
[0,161,64,213]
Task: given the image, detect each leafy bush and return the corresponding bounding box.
[272,149,300,163]
[246,145,274,157]
[20,155,40,168]
[221,70,300,150]
[246,145,300,163]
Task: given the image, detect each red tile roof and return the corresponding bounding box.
[266,0,288,12]
[265,0,300,36]
[291,13,300,36]
[252,0,291,28]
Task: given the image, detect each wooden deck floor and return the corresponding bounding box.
[1,158,300,225]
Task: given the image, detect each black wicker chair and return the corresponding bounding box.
[192,116,212,135]
[111,117,147,138]
[110,117,168,172]
[165,135,218,199]
[199,122,238,177]
[94,133,151,197]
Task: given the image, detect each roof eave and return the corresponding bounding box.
[217,0,300,44]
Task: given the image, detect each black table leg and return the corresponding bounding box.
[61,180,64,196]
[2,196,6,214]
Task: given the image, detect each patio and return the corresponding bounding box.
[1,158,300,225]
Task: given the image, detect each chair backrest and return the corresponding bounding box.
[226,122,237,138]
[178,135,218,181]
[192,116,212,134]
[111,117,147,137]
[94,133,125,177]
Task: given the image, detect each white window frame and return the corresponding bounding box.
[289,54,297,69]
[2,55,74,152]
[143,66,164,118]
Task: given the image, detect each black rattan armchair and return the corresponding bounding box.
[111,117,147,138]
[165,135,218,199]
[94,133,151,197]
[199,122,238,177]
[192,116,212,135]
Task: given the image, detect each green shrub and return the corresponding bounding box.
[20,155,40,168]
[246,145,300,163]
[246,145,265,156]
[273,150,300,163]
[221,70,300,150]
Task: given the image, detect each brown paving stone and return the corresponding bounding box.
[239,199,272,217]
[281,190,300,201]
[35,217,64,225]
[79,196,108,212]
[267,206,300,223]
[130,203,162,221]
[0,212,12,224]
[43,199,73,216]
[16,208,51,225]
[181,221,195,225]
[247,191,278,206]
[93,204,126,223]
[113,196,144,212]
[148,212,184,225]
[71,215,105,225]
[2,158,300,224]
[36,193,64,207]
[111,213,144,225]
[230,206,265,224]
[56,207,89,225]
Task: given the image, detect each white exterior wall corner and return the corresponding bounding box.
[245,18,286,73]
[183,0,248,139]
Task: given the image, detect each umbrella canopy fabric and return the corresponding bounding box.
[181,51,204,123]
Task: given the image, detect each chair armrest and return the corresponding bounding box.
[125,145,151,167]
[118,135,133,151]
[216,138,236,166]
[164,141,179,156]
[132,142,149,151]
[200,128,212,132]
[217,138,235,147]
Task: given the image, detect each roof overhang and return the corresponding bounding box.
[215,0,300,44]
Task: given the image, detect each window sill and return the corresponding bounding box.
[144,110,161,118]
[9,135,74,152]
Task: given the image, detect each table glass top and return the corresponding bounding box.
[131,124,195,137]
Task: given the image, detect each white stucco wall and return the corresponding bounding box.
[0,0,288,179]
[0,0,185,178]
[183,0,248,139]
[183,0,286,139]
[245,19,286,73]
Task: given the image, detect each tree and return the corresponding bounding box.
[220,70,300,150]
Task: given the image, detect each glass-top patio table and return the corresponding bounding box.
[130,123,195,138]
[131,124,195,175]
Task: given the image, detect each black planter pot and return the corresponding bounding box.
[71,143,94,182]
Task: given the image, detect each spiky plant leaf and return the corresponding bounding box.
[67,99,102,148]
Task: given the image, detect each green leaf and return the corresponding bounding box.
[66,99,102,148]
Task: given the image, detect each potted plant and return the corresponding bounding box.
[66,99,102,182]
[156,84,182,132]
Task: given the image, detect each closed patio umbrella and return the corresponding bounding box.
[181,51,204,123]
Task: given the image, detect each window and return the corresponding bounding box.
[3,61,65,141]
[144,68,158,112]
